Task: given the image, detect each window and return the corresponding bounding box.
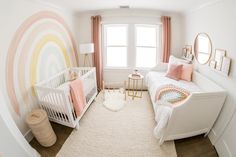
[103,24,161,69]
[103,24,128,67]
[135,25,159,68]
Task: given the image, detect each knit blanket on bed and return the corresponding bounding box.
[153,84,190,139]
[155,84,190,105]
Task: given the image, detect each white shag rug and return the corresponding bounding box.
[56,92,177,157]
[103,89,126,111]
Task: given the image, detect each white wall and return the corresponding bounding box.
[0,91,40,157]
[184,0,236,156]
[0,0,78,139]
[76,9,184,85]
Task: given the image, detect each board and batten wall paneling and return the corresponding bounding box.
[0,0,78,137]
[76,9,184,84]
[183,0,236,156]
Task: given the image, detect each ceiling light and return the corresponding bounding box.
[119,5,130,9]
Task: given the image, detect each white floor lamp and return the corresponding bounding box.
[79,43,94,67]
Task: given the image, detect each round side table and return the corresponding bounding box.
[127,74,144,100]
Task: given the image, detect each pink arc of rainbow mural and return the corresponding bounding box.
[5,11,79,116]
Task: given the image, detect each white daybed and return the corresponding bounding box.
[34,67,97,129]
[146,63,226,144]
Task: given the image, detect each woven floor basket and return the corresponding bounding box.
[26,109,57,147]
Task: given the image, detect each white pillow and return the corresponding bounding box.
[168,55,191,70]
[151,63,168,72]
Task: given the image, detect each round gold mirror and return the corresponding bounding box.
[194,33,212,64]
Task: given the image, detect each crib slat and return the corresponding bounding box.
[56,93,64,122]
[34,67,97,128]
[59,94,68,122]
[57,93,66,123]
[53,93,63,122]
[47,93,58,121]
[44,95,53,118]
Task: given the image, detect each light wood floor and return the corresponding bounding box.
[30,122,218,157]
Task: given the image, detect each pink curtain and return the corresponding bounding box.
[91,15,103,91]
[161,16,171,63]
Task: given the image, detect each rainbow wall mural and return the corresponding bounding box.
[5,11,78,117]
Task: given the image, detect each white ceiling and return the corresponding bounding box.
[39,0,218,13]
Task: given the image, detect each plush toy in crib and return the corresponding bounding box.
[69,70,77,81]
[65,70,78,81]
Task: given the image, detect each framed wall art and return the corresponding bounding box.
[215,49,226,71]
[221,57,231,76]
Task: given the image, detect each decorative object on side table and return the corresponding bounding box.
[127,69,144,100]
[132,69,141,77]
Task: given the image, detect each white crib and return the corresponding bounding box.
[34,67,97,129]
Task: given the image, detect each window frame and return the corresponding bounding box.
[103,24,129,68]
[134,24,160,69]
[102,23,162,70]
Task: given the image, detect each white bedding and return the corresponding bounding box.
[145,71,201,139]
[146,71,201,109]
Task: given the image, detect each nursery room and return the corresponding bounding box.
[0,0,235,157]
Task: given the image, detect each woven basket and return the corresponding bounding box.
[26,109,57,147]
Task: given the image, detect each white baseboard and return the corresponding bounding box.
[215,139,232,157]
[208,129,217,145]
[24,129,34,142]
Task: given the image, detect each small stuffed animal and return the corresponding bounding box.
[68,70,77,81]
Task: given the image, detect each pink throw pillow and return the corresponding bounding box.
[165,64,183,81]
[181,64,193,81]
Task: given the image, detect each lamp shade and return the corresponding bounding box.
[79,43,94,54]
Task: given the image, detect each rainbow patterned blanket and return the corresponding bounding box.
[155,84,190,105]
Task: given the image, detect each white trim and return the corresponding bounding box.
[184,0,223,15]
[209,129,218,145]
[134,24,160,68]
[103,24,129,68]
[77,9,163,18]
[223,140,233,157]
[24,129,34,142]
[102,23,161,69]
[215,139,233,157]
[210,108,236,146]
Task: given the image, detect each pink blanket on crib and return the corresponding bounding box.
[70,78,86,117]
